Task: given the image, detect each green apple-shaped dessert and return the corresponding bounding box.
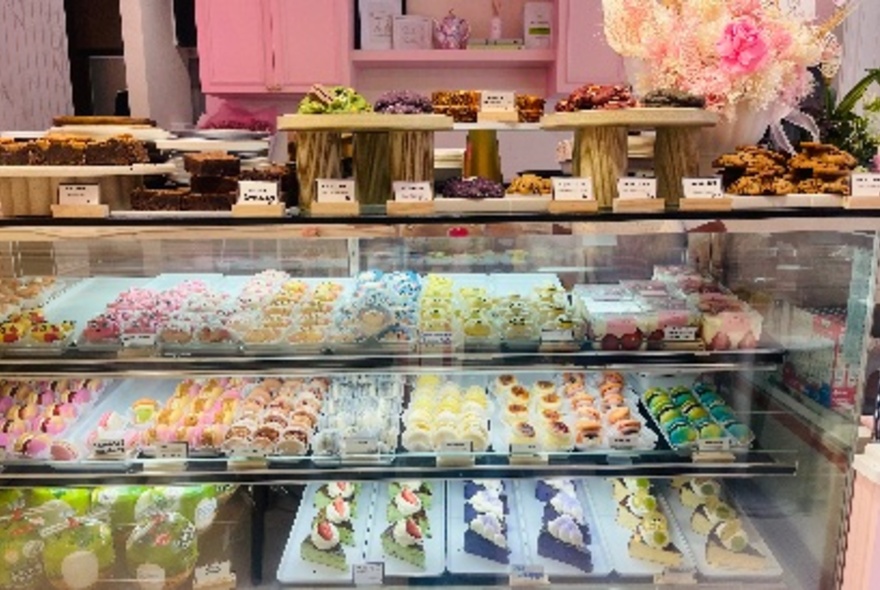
[42,517,114,590]
[134,486,217,534]
[0,489,24,515]
[91,486,147,529]
[27,488,90,516]
[126,512,198,590]
[0,510,45,590]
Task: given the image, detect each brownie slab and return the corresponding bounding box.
[36,138,88,165]
[0,141,39,165]
[190,176,238,194]
[184,152,241,177]
[85,136,149,165]
[131,187,188,211]
[181,193,235,211]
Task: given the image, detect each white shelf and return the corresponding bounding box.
[0,163,175,178]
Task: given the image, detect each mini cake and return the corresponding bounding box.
[388,488,430,535]
[381,518,425,568]
[680,479,721,509]
[318,497,354,546]
[617,493,658,530]
[543,492,590,543]
[315,482,357,515]
[125,512,198,590]
[465,489,507,523]
[612,478,651,501]
[300,520,346,571]
[706,521,766,570]
[691,500,738,536]
[537,514,593,573]
[42,517,115,590]
[628,515,682,567]
[390,481,433,509]
[464,513,509,564]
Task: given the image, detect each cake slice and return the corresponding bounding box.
[535,478,576,503]
[390,481,433,509]
[690,500,739,536]
[387,487,431,536]
[627,516,682,567]
[381,518,426,568]
[300,521,347,571]
[316,496,355,546]
[464,489,507,523]
[464,479,506,502]
[315,482,358,515]
[543,491,590,544]
[537,514,593,572]
[706,521,767,570]
[616,493,658,530]
[612,478,651,501]
[679,478,721,509]
[464,513,510,564]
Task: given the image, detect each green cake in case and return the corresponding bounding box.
[314,496,355,546]
[300,520,347,571]
[91,486,147,529]
[314,482,359,516]
[134,486,217,534]
[126,512,199,590]
[0,489,24,514]
[26,488,90,516]
[389,481,433,509]
[42,516,115,590]
[387,487,431,536]
[0,510,45,590]
[381,518,426,568]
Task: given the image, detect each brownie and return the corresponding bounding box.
[130,187,188,211]
[181,193,235,211]
[84,136,149,165]
[36,137,88,165]
[190,176,239,194]
[0,141,39,165]
[184,152,241,177]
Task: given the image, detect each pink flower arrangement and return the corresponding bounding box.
[602,0,844,119]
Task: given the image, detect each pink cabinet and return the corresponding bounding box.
[196,0,350,95]
[554,0,625,93]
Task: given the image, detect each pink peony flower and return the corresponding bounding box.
[717,17,770,75]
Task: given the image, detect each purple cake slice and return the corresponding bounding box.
[464,480,506,501]
[464,489,508,524]
[535,479,577,503]
[537,515,593,573]
[542,503,590,544]
[464,513,510,564]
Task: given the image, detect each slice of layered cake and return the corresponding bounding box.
[316,496,355,546]
[390,481,433,509]
[388,487,431,536]
[543,491,590,544]
[464,488,508,523]
[535,478,577,503]
[381,518,425,568]
[616,492,658,530]
[690,499,739,536]
[301,520,347,571]
[464,513,510,564]
[706,521,767,570]
[537,514,593,572]
[612,478,651,501]
[627,512,682,567]
[464,480,506,503]
[315,482,358,515]
[679,478,721,509]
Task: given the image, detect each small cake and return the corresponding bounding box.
[42,517,115,590]
[318,497,354,546]
[315,482,357,515]
[125,512,198,590]
[627,516,682,567]
[706,521,766,570]
[464,480,505,501]
[691,500,738,536]
[612,478,651,501]
[300,520,347,571]
[544,492,590,542]
[463,513,509,564]
[616,493,658,530]
[387,488,429,535]
[381,518,425,568]
[679,479,721,509]
[183,152,241,177]
[390,481,433,509]
[537,514,593,573]
[464,489,506,523]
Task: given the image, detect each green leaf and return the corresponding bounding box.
[835,69,880,117]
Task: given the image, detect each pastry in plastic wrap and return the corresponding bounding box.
[125,512,198,590]
[42,516,115,590]
[695,293,763,350]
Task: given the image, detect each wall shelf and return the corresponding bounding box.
[350,49,556,68]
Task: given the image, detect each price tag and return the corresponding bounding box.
[552,177,594,201]
[58,184,100,206]
[697,438,732,452]
[353,562,384,586]
[93,437,126,458]
[238,180,280,205]
[851,174,880,198]
[655,565,698,585]
[481,91,516,112]
[510,442,541,455]
[392,181,433,202]
[343,437,379,455]
[422,331,453,346]
[778,0,816,21]
[316,179,356,203]
[120,333,157,348]
[664,326,698,341]
[541,328,574,342]
[227,444,268,459]
[194,561,234,588]
[608,434,638,449]
[682,178,723,199]
[617,177,658,200]
[153,442,189,459]
[510,564,548,586]
[440,441,472,454]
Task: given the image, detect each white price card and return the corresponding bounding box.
[552,177,594,201]
[541,328,574,342]
[510,442,541,455]
[777,0,816,21]
[440,441,472,454]
[153,442,189,459]
[655,565,698,585]
[343,437,379,455]
[664,326,698,341]
[316,179,356,203]
[195,561,233,587]
[353,562,384,586]
[238,180,280,205]
[682,178,723,199]
[481,91,516,112]
[697,438,732,452]
[93,437,126,458]
[59,183,100,206]
[851,174,880,198]
[618,177,658,200]
[510,564,548,586]
[228,445,268,459]
[392,181,433,202]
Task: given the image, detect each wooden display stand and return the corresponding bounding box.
[612,198,665,213]
[679,197,733,212]
[50,204,110,218]
[386,201,435,216]
[310,201,360,216]
[389,130,434,183]
[548,200,599,214]
[231,203,287,218]
[844,197,880,210]
[542,108,718,210]
[294,132,342,211]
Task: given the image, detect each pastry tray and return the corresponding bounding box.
[662,482,783,580]
[513,479,612,578]
[277,483,377,585]
[585,478,696,578]
[446,479,528,575]
[366,482,446,577]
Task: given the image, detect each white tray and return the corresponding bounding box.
[662,483,783,580]
[366,482,446,577]
[513,479,612,578]
[0,163,175,178]
[446,480,527,575]
[585,479,695,578]
[277,483,377,585]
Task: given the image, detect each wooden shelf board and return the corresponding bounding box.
[277,113,453,132]
[542,108,719,130]
[0,163,175,178]
[351,49,556,68]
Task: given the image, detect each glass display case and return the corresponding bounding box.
[0,212,874,589]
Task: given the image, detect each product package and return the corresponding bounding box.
[359,0,403,50]
[523,2,553,49]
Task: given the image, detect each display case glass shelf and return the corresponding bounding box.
[0,214,873,590]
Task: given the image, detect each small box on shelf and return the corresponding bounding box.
[51,204,110,219]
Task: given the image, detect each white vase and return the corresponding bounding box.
[698,102,778,174]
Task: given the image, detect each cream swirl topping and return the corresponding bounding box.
[325,499,350,524]
[469,490,504,518]
[310,522,340,550]
[326,482,354,500]
[392,520,422,547]
[470,514,507,548]
[548,515,585,548]
[550,492,585,523]
[394,491,422,516]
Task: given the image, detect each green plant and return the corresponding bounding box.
[818,68,880,167]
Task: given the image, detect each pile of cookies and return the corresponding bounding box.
[507,174,552,196]
[555,84,636,112]
[713,143,858,196]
